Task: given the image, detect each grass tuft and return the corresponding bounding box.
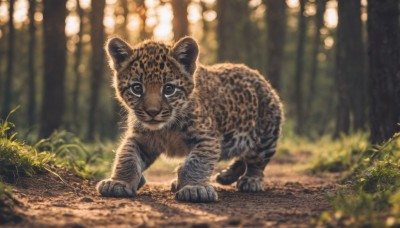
[0,108,52,183]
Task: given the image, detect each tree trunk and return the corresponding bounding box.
[72,0,84,129]
[368,0,400,143]
[27,0,37,128]
[293,0,307,135]
[264,0,286,91]
[40,0,67,138]
[348,0,366,131]
[87,0,106,141]
[217,0,250,63]
[1,0,15,120]
[243,6,256,69]
[334,0,351,138]
[171,0,189,40]
[307,0,326,113]
[334,0,366,138]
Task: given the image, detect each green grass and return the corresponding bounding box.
[310,133,369,174]
[276,132,369,173]
[315,132,400,227]
[0,108,52,184]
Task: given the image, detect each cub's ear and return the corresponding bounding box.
[172,36,199,75]
[106,37,133,71]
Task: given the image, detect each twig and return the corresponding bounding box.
[43,166,78,194]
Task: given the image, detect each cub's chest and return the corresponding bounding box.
[161,131,191,157]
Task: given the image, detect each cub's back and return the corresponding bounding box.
[193,63,282,138]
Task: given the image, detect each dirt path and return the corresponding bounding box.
[4,153,337,227]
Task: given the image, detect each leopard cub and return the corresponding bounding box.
[97,37,283,203]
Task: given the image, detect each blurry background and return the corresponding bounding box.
[0,0,398,143]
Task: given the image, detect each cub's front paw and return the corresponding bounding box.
[236,176,263,192]
[175,185,218,203]
[96,179,136,197]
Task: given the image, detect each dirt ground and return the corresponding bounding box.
[3,152,338,228]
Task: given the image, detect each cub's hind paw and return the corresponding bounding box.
[175,185,218,203]
[96,179,136,197]
[216,171,240,185]
[236,176,263,193]
[137,175,146,190]
[170,179,179,192]
[215,160,246,185]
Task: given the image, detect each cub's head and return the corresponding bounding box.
[106,37,199,130]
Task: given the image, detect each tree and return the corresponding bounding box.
[40,0,67,138]
[293,0,307,134]
[27,0,37,128]
[306,0,326,113]
[264,0,286,91]
[334,0,365,138]
[87,0,106,140]
[72,0,84,128]
[348,0,366,131]
[1,0,15,120]
[171,0,189,40]
[368,0,400,143]
[217,0,251,63]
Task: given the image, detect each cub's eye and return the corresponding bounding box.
[130,83,143,97]
[163,84,176,97]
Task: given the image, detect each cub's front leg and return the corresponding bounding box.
[174,136,220,203]
[97,135,156,197]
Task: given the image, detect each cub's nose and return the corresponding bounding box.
[145,107,161,117]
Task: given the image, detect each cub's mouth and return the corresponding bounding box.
[141,119,168,130]
[145,119,164,124]
[135,110,174,130]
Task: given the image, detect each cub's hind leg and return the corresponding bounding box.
[236,136,278,192]
[237,88,283,192]
[216,159,246,185]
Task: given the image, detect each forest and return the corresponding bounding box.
[0,0,399,227]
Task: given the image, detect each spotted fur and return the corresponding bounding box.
[96,37,284,203]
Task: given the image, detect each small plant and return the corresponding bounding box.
[34,130,115,179]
